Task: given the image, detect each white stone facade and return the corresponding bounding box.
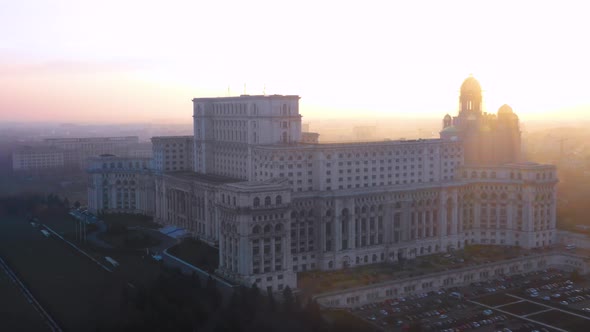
[87,155,154,215]
[87,84,558,293]
[151,136,194,172]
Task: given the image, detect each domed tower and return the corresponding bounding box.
[459,75,483,116]
[495,104,521,163]
[442,114,452,128]
[497,104,518,123]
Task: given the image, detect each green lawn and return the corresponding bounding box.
[167,238,219,273]
[98,229,162,249]
[0,265,50,331]
[0,210,166,330]
[101,213,161,229]
[323,309,379,332]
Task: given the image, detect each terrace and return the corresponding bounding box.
[298,245,537,296]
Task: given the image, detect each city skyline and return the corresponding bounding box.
[1,0,590,123]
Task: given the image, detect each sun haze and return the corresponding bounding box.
[0,0,589,123]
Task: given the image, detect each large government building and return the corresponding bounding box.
[88,76,557,292]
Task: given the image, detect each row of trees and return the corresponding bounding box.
[0,193,77,218]
[112,267,336,332]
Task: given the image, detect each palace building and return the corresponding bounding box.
[88,76,557,292]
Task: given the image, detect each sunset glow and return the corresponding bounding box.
[1,0,589,122]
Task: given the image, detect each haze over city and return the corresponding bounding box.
[4,2,590,332]
[2,0,590,123]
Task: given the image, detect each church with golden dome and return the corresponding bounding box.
[441,76,521,166]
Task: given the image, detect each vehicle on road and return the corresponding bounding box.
[40,230,51,237]
[105,256,119,267]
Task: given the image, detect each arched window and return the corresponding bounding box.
[253,197,260,207]
[264,224,271,233]
[264,196,271,206]
[275,195,282,205]
[253,225,260,234]
[471,171,477,178]
[221,194,225,203]
[275,224,282,232]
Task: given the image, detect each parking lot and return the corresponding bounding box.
[351,268,590,331]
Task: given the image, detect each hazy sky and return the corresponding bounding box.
[1,0,589,123]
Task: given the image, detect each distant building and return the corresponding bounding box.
[12,146,64,171]
[44,136,140,169]
[88,78,558,293]
[301,132,320,144]
[12,136,149,173]
[353,126,377,141]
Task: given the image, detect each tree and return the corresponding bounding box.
[282,286,294,312]
[304,299,323,331]
[190,271,201,289]
[571,269,583,282]
[74,201,81,209]
[267,288,277,312]
[206,275,221,309]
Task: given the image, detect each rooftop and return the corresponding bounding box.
[254,138,451,151]
[163,171,241,185]
[193,94,300,102]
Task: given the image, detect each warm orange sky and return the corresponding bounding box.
[1,0,589,123]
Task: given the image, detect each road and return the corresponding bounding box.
[0,216,124,331]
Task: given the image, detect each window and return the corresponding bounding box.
[253,197,260,207]
[276,195,282,205]
[264,196,271,206]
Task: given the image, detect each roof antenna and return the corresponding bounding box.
[263,84,266,96]
[244,83,246,95]
[227,85,230,96]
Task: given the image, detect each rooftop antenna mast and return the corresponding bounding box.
[263,84,266,96]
